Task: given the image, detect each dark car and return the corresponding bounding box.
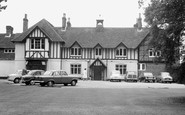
[21,70,45,85]
[34,70,78,87]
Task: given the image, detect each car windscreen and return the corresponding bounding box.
[43,71,53,76]
[144,73,153,77]
[27,71,35,75]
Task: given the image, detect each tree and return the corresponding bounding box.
[0,0,7,12]
[139,0,185,66]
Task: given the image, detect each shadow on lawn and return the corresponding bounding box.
[163,97,185,105]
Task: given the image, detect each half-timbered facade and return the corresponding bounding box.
[8,14,166,80]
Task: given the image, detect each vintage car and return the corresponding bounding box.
[34,70,79,87]
[156,72,173,83]
[125,71,138,82]
[21,70,45,85]
[139,72,156,83]
[7,69,29,83]
[109,70,124,82]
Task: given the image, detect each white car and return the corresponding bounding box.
[7,69,28,83]
[139,72,156,83]
[156,72,173,83]
[125,71,138,82]
[109,70,123,82]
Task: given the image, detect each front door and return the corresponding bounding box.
[90,58,106,81]
[94,66,102,80]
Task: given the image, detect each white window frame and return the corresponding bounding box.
[31,39,45,50]
[70,47,81,56]
[149,48,161,57]
[70,64,81,74]
[138,63,146,71]
[115,64,127,75]
[116,48,127,57]
[4,49,15,53]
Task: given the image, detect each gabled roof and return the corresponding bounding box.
[58,27,149,49]
[0,34,20,48]
[12,19,64,42]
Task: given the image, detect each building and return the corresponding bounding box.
[0,14,166,79]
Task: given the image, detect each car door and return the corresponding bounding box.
[52,71,62,84]
[60,71,70,84]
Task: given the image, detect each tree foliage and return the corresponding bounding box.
[0,0,7,12]
[139,0,185,66]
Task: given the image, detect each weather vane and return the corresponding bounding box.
[0,0,7,12]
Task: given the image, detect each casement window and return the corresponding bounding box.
[149,48,161,57]
[70,47,81,56]
[71,64,81,74]
[31,39,45,49]
[95,48,102,56]
[115,64,127,75]
[116,48,127,57]
[138,63,146,71]
[4,49,15,53]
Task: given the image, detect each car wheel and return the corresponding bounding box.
[14,78,20,84]
[47,81,54,87]
[30,80,35,85]
[71,80,76,86]
[40,83,45,87]
[64,84,68,86]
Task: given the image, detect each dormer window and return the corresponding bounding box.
[116,48,127,57]
[95,48,102,56]
[149,48,161,57]
[31,39,45,49]
[70,47,81,56]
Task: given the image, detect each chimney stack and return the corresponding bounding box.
[6,26,13,37]
[62,13,66,30]
[137,13,142,30]
[23,14,28,32]
[66,18,71,30]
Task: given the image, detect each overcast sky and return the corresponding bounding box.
[0,0,145,33]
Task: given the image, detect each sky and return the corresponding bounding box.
[0,0,146,33]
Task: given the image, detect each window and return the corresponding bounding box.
[71,64,81,74]
[4,49,15,53]
[138,63,146,71]
[149,48,161,57]
[31,39,45,49]
[116,48,127,57]
[95,48,102,55]
[70,47,81,56]
[115,64,127,75]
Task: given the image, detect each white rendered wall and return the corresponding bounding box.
[0,60,15,76]
[47,59,62,71]
[62,59,88,78]
[14,43,26,71]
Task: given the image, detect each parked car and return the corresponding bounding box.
[125,71,138,82]
[34,70,79,87]
[21,70,45,85]
[156,72,173,83]
[109,70,124,82]
[139,72,156,83]
[7,69,29,83]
